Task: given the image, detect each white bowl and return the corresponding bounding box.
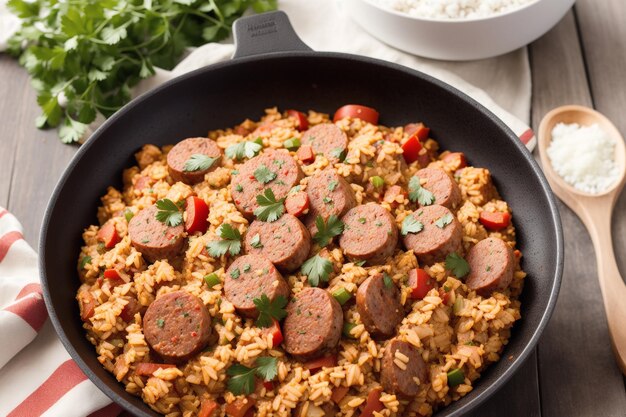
[343,0,575,60]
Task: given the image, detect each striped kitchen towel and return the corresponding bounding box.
[0,208,123,417]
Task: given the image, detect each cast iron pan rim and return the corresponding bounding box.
[39,50,564,417]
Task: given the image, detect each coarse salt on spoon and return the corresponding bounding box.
[538,104,626,374]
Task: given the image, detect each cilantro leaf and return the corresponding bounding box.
[401,215,423,236]
[408,176,435,206]
[250,233,263,248]
[313,215,344,247]
[435,212,454,229]
[206,224,242,257]
[445,252,470,278]
[183,154,218,172]
[155,199,183,227]
[301,255,333,287]
[225,140,263,160]
[254,356,278,381]
[254,165,277,184]
[329,147,347,162]
[254,188,285,222]
[226,364,256,395]
[253,294,288,328]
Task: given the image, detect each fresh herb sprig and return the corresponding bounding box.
[253,294,288,328]
[254,188,285,222]
[408,176,435,206]
[401,215,423,236]
[155,198,183,227]
[226,140,263,161]
[445,252,470,278]
[183,154,218,172]
[226,356,278,395]
[206,223,242,257]
[313,215,344,247]
[7,0,277,143]
[301,254,333,287]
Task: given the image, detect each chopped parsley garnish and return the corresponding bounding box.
[383,272,394,289]
[253,294,288,328]
[156,318,165,328]
[486,265,492,272]
[79,255,92,269]
[289,185,301,195]
[243,263,251,272]
[358,217,366,224]
[273,159,285,169]
[283,137,301,151]
[445,252,470,278]
[230,268,240,279]
[225,140,262,161]
[254,165,277,184]
[206,224,242,257]
[254,188,286,222]
[435,212,454,229]
[323,196,333,204]
[235,184,243,192]
[329,147,347,162]
[408,176,435,206]
[328,180,338,191]
[226,356,278,395]
[183,154,218,172]
[401,215,424,236]
[313,215,344,247]
[250,233,263,248]
[301,254,333,287]
[231,170,239,175]
[155,198,183,227]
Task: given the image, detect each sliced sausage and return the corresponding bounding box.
[415,167,461,209]
[224,254,289,318]
[283,288,343,360]
[143,291,211,363]
[381,338,429,397]
[356,274,404,339]
[339,203,398,265]
[402,205,462,265]
[244,214,311,272]
[304,169,356,235]
[231,149,304,218]
[128,205,185,263]
[167,137,222,184]
[301,124,348,163]
[465,237,515,296]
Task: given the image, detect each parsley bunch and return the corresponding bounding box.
[227,356,278,395]
[7,0,276,143]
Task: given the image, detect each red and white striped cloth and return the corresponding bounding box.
[0,208,121,417]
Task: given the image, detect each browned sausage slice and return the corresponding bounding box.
[415,167,461,209]
[356,274,404,339]
[143,291,211,363]
[301,123,348,162]
[465,237,515,296]
[339,203,398,265]
[402,205,462,265]
[304,169,356,235]
[283,288,343,360]
[231,149,304,218]
[128,205,185,263]
[167,137,222,184]
[224,254,289,318]
[381,339,429,397]
[244,214,311,272]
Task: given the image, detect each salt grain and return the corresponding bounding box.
[547,123,619,194]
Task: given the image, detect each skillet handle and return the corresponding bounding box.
[232,11,312,59]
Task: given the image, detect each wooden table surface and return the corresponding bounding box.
[1,1,625,415]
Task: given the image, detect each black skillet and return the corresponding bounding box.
[40,11,563,417]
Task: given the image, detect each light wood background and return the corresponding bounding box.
[1,0,625,415]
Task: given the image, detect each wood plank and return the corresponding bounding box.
[1,58,78,247]
[0,55,30,208]
[529,8,626,417]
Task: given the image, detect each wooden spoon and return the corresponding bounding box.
[538,105,626,374]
